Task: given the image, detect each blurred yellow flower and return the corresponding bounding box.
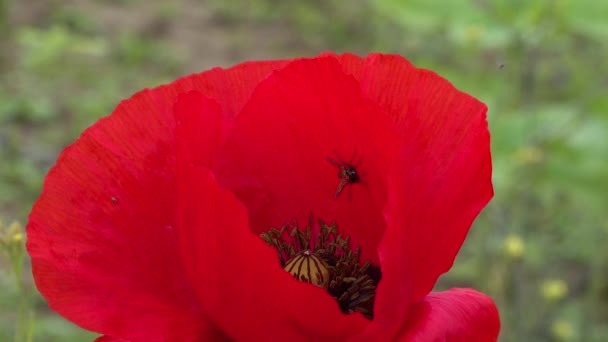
[513,146,543,164]
[464,25,482,44]
[12,232,24,243]
[503,234,525,258]
[541,279,569,302]
[551,319,575,341]
[0,220,24,248]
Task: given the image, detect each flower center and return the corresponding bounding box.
[260,216,381,319]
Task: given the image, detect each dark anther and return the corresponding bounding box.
[260,216,381,319]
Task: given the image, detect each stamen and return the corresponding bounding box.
[260,215,381,319]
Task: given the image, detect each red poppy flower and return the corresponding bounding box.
[27,53,499,341]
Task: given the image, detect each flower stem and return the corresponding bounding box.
[1,220,34,342]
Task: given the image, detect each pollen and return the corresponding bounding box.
[261,215,381,319]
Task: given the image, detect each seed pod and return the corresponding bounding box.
[284,250,330,289]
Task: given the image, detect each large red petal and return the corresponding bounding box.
[397,289,500,342]
[175,137,369,341]
[214,57,400,264]
[26,60,288,340]
[331,53,493,338]
[26,91,210,341]
[382,64,492,299]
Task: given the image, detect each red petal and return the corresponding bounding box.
[154,59,291,119]
[26,91,208,341]
[214,57,400,264]
[26,60,288,340]
[174,91,231,169]
[383,64,492,299]
[332,53,493,337]
[94,336,130,342]
[93,333,229,342]
[175,138,369,341]
[397,289,500,342]
[334,53,419,136]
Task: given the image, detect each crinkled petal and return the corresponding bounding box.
[333,53,493,339]
[381,65,492,299]
[333,53,419,138]
[397,288,500,342]
[214,57,400,264]
[26,60,288,340]
[26,91,209,341]
[175,137,369,341]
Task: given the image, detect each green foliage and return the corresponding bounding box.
[0,0,606,341]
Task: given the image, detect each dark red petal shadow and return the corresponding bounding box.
[397,289,500,342]
[213,57,400,264]
[175,138,369,341]
[26,60,288,340]
[331,53,494,339]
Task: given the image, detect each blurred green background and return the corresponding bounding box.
[1,0,607,341]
